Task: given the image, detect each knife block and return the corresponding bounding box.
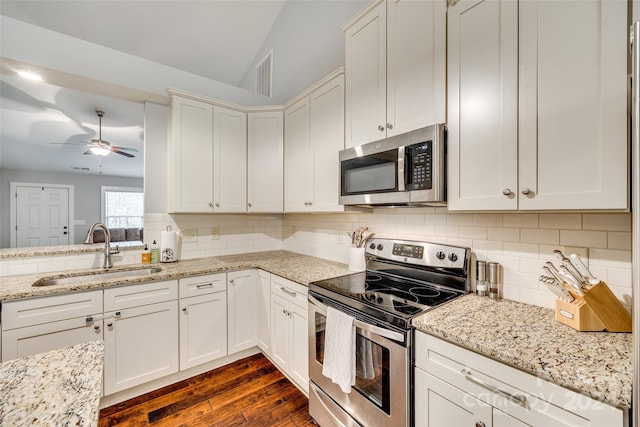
[555,282,631,332]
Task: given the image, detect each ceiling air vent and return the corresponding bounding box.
[255,50,273,97]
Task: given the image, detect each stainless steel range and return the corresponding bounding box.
[308,238,471,427]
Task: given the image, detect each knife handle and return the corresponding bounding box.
[569,254,600,285]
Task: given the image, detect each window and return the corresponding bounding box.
[101,186,144,229]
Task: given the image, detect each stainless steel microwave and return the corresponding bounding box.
[339,124,446,207]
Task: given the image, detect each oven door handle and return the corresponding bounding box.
[309,295,405,344]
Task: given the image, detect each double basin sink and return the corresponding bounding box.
[32,266,163,287]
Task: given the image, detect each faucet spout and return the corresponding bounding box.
[84,223,118,269]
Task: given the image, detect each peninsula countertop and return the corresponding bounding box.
[413,294,633,410]
[0,250,353,301]
[0,341,104,426]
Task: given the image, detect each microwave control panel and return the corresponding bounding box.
[407,141,432,190]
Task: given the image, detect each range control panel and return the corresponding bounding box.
[366,238,469,269]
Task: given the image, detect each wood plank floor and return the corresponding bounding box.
[99,353,317,426]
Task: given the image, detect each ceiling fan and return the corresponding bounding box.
[84,110,138,158]
[51,110,139,158]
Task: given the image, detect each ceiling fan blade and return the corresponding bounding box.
[111,146,139,152]
[111,148,135,158]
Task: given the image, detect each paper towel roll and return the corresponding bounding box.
[161,230,177,263]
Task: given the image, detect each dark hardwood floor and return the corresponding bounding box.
[99,353,316,426]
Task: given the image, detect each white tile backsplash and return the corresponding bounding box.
[1,210,632,312]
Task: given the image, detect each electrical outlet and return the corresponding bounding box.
[182,229,198,242]
[210,227,219,240]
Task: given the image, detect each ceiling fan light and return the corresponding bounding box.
[90,146,110,156]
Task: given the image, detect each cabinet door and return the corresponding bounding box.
[289,301,309,393]
[257,270,271,355]
[247,111,284,212]
[213,106,247,213]
[227,270,258,354]
[345,1,387,147]
[518,0,627,210]
[270,293,290,370]
[447,0,518,211]
[309,74,345,212]
[179,292,227,370]
[104,300,179,395]
[284,97,311,212]
[2,317,102,362]
[386,0,446,136]
[415,368,492,427]
[170,96,214,212]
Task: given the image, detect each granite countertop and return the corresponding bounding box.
[0,250,353,301]
[0,341,104,426]
[412,294,633,409]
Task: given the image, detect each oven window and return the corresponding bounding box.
[341,149,398,195]
[314,312,391,414]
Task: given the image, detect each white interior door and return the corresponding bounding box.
[12,183,73,247]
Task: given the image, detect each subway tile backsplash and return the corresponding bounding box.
[1,209,632,312]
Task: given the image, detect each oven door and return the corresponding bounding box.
[308,294,408,427]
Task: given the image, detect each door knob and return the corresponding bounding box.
[502,189,513,196]
[521,187,531,195]
[386,123,393,130]
[378,125,385,132]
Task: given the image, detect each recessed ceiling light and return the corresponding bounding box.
[16,69,43,81]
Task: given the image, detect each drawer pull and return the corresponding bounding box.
[461,369,528,408]
[280,287,297,297]
[196,283,214,289]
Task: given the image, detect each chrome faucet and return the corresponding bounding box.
[84,223,119,269]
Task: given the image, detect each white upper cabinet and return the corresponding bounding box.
[344,0,446,148]
[284,72,345,213]
[448,0,628,211]
[447,0,518,211]
[169,95,247,213]
[247,111,284,212]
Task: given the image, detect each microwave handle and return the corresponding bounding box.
[308,294,405,344]
[398,146,406,192]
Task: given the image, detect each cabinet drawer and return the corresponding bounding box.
[104,280,178,311]
[2,290,102,330]
[415,332,624,426]
[271,275,308,308]
[179,273,226,298]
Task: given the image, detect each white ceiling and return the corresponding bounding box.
[0,0,288,178]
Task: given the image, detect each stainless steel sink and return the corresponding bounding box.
[32,267,163,287]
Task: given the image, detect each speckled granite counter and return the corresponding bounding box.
[413,294,632,409]
[0,250,352,301]
[0,341,104,426]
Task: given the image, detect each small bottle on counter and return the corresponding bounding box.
[488,262,500,299]
[141,245,151,264]
[476,260,488,296]
[150,240,160,264]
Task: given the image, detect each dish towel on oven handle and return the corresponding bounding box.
[322,305,356,393]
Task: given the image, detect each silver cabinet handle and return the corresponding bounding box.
[248,203,252,207]
[182,307,187,312]
[386,123,393,130]
[94,325,100,331]
[107,322,113,327]
[461,369,528,407]
[230,279,235,285]
[280,286,296,297]
[196,283,213,289]
[378,125,385,132]
[308,201,312,206]
[502,189,513,196]
[215,202,220,207]
[476,422,486,427]
[208,202,214,208]
[521,187,531,195]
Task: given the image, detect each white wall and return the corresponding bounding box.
[240,0,367,103]
[143,102,168,214]
[0,168,142,247]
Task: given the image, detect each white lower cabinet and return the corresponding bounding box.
[178,273,228,370]
[1,290,103,362]
[270,275,308,393]
[257,270,271,355]
[415,332,625,427]
[103,280,179,395]
[227,270,258,354]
